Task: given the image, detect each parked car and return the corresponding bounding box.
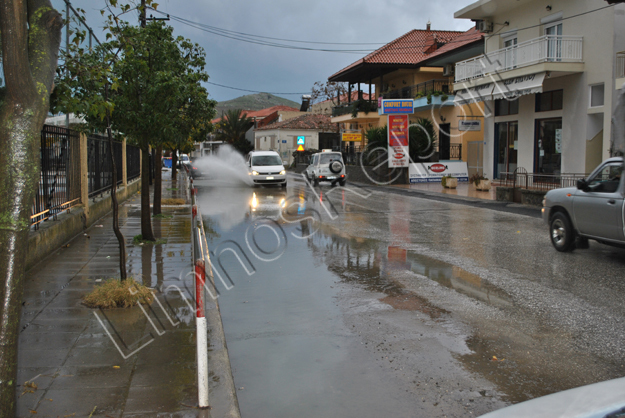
[304,150,346,187]
[542,157,624,251]
[246,151,287,188]
[477,376,625,418]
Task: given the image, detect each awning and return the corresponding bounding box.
[454,72,546,104]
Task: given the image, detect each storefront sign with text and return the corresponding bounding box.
[388,114,409,168]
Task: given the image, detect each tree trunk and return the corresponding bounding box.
[153,145,162,216]
[171,150,178,183]
[106,84,127,280]
[0,1,63,413]
[140,148,156,241]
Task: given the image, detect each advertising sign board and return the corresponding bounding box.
[342,133,363,142]
[409,161,469,183]
[380,99,414,115]
[388,114,409,168]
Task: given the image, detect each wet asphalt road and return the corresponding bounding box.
[196,173,625,418]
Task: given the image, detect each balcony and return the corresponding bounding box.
[332,100,378,118]
[455,35,583,83]
[382,79,453,100]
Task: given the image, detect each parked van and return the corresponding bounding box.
[246,151,287,187]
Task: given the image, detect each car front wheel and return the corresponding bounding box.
[550,212,575,252]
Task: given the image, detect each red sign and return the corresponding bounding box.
[429,163,448,173]
[388,114,409,168]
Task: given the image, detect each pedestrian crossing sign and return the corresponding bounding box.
[297,145,305,151]
[297,136,305,145]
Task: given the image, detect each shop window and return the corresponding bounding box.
[535,90,563,112]
[590,84,604,108]
[495,98,519,116]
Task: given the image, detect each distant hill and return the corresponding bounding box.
[215,93,300,116]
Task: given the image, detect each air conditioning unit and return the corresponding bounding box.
[476,20,493,33]
[443,64,455,77]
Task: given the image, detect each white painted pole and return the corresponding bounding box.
[195,260,210,408]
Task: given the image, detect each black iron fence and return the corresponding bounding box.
[88,134,123,197]
[127,145,141,181]
[31,125,82,227]
[332,100,379,118]
[497,170,588,191]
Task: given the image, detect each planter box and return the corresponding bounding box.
[443,177,458,189]
[476,179,491,191]
[520,189,547,207]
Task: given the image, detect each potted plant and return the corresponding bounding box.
[470,173,491,191]
[441,174,457,189]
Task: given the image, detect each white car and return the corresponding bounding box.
[304,150,346,187]
[247,151,287,187]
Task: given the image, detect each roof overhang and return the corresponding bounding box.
[328,63,423,83]
[455,71,546,104]
[454,0,534,20]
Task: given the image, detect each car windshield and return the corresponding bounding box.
[252,155,282,166]
[319,153,341,164]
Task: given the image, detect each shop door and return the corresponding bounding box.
[534,118,562,176]
[494,121,518,179]
[439,124,451,160]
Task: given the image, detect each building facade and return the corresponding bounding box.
[454,0,625,179]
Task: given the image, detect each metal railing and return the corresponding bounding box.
[497,170,588,191]
[31,125,82,227]
[617,52,625,79]
[332,100,378,117]
[88,134,123,197]
[455,35,584,82]
[449,144,462,160]
[383,79,453,100]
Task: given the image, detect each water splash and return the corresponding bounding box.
[193,145,253,186]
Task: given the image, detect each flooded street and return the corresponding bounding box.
[196,174,625,417]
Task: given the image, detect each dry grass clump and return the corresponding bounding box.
[162,198,186,205]
[83,278,154,309]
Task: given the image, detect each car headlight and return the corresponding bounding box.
[542,197,546,207]
[280,170,286,175]
[252,171,259,176]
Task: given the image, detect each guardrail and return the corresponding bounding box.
[187,168,211,410]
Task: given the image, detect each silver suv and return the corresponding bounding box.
[542,157,624,251]
[304,150,346,187]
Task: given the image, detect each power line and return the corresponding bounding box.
[206,81,310,95]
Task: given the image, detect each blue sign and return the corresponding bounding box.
[380,99,414,115]
[297,136,305,145]
[282,140,287,143]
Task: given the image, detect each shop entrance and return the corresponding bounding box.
[534,118,562,175]
[494,121,518,179]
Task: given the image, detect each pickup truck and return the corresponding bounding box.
[542,157,624,251]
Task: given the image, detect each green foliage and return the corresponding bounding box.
[469,172,488,186]
[216,109,253,147]
[350,99,373,118]
[409,118,437,162]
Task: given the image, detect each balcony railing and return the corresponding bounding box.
[332,100,378,117]
[382,79,453,100]
[617,51,625,78]
[455,35,583,83]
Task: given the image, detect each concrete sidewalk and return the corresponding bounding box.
[17,171,239,418]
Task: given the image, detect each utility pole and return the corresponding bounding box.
[140,0,146,28]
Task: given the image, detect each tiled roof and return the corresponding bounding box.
[255,114,337,132]
[422,27,483,61]
[330,29,464,80]
[211,105,300,124]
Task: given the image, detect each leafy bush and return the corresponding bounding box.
[469,172,489,186]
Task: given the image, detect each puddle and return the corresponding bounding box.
[405,252,514,309]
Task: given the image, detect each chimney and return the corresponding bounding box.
[427,20,431,31]
[300,94,311,112]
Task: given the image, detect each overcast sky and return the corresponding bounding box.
[50,0,477,103]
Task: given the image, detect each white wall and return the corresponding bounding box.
[476,0,625,177]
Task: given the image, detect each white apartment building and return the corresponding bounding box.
[453,0,625,179]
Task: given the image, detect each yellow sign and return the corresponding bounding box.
[297,144,305,151]
[342,133,362,142]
